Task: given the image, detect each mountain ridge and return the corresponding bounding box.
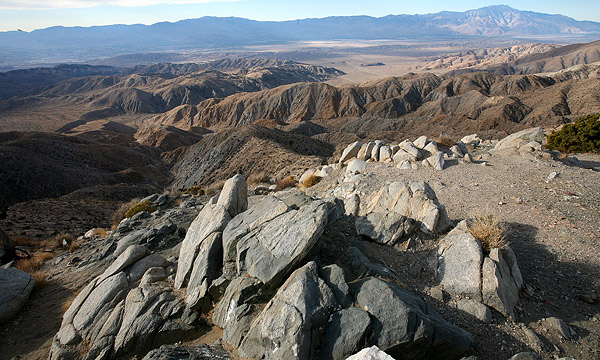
[2,6,600,66]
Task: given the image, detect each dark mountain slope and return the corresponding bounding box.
[0,132,170,204]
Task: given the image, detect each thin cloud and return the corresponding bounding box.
[0,0,240,10]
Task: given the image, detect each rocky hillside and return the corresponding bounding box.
[0,59,344,134]
[418,43,560,72]
[0,132,169,204]
[2,130,599,360]
[444,40,600,75]
[152,63,600,140]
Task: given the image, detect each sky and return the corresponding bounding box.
[0,0,599,32]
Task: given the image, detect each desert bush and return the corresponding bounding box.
[468,214,508,253]
[275,176,297,191]
[435,133,457,148]
[546,114,600,153]
[183,185,204,197]
[111,198,141,225]
[248,171,271,185]
[124,200,157,218]
[300,173,321,188]
[205,179,227,195]
[42,233,73,249]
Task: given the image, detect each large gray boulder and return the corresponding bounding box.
[494,127,544,150]
[216,174,248,218]
[482,247,522,319]
[238,262,340,359]
[317,308,372,360]
[357,142,375,161]
[354,277,473,359]
[0,268,35,323]
[235,199,329,286]
[174,204,230,289]
[355,212,415,246]
[213,276,265,348]
[339,141,362,163]
[436,230,483,300]
[356,181,451,245]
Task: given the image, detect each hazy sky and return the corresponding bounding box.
[1,0,598,32]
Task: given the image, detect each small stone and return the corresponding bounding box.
[543,317,576,340]
[430,287,444,302]
[546,171,559,183]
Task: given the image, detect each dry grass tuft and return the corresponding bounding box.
[248,171,271,185]
[32,271,48,290]
[275,176,297,192]
[41,233,74,249]
[468,214,508,253]
[69,242,81,253]
[435,134,457,148]
[205,179,227,196]
[15,252,54,273]
[111,198,141,226]
[300,173,321,188]
[12,236,36,247]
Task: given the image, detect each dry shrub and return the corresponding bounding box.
[69,242,81,253]
[15,258,36,273]
[248,171,271,185]
[12,236,36,247]
[435,134,457,148]
[16,252,53,273]
[42,233,74,249]
[275,176,297,192]
[468,214,508,253]
[32,271,48,290]
[111,197,141,225]
[205,179,227,196]
[183,185,204,197]
[300,173,321,188]
[89,228,109,238]
[124,200,157,218]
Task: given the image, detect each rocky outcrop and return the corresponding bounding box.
[0,268,35,323]
[338,136,472,172]
[354,277,473,359]
[175,174,247,311]
[49,245,194,360]
[356,181,452,245]
[224,191,328,286]
[436,221,523,319]
[49,174,475,360]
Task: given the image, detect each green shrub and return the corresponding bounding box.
[547,114,600,153]
[124,200,157,218]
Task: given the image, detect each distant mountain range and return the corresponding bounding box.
[1,5,600,67]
